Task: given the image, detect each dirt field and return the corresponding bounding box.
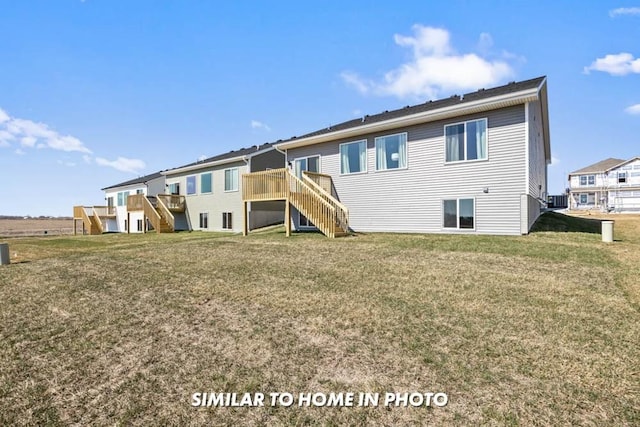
[0,219,74,237]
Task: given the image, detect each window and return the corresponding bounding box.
[588,175,595,185]
[136,189,144,195]
[137,219,143,232]
[117,191,130,207]
[199,212,208,229]
[186,175,196,195]
[579,193,595,204]
[375,133,407,170]
[168,182,180,195]
[580,176,587,186]
[200,173,212,194]
[222,212,232,230]
[445,119,487,162]
[340,140,367,174]
[224,168,239,192]
[294,156,319,178]
[618,172,627,183]
[443,198,475,230]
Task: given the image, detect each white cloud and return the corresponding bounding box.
[15,148,26,155]
[57,159,76,167]
[95,156,146,174]
[0,130,15,146]
[610,7,640,17]
[550,156,560,166]
[198,154,207,161]
[250,120,271,131]
[625,104,640,115]
[477,32,493,54]
[82,154,92,164]
[0,108,92,153]
[584,52,640,76]
[341,25,515,99]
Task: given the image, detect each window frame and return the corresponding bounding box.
[374,132,408,172]
[618,172,627,184]
[137,219,143,232]
[200,172,212,194]
[222,212,233,230]
[442,198,476,231]
[444,118,488,164]
[339,140,368,175]
[186,175,197,195]
[224,168,239,192]
[587,175,595,185]
[199,212,209,229]
[168,182,180,195]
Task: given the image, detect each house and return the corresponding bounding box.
[242,76,551,237]
[163,143,285,233]
[568,157,640,212]
[73,171,166,235]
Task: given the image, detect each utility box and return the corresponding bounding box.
[602,221,614,243]
[0,243,9,265]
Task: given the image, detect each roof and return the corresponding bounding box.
[163,142,276,175]
[101,171,164,191]
[274,76,547,148]
[569,158,626,175]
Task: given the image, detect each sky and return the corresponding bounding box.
[1,1,639,216]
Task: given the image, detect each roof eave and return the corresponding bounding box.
[162,155,247,176]
[275,87,540,150]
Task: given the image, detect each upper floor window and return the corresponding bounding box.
[224,168,239,192]
[340,140,367,174]
[375,133,407,171]
[117,191,130,206]
[580,175,595,186]
[618,172,627,183]
[186,175,196,195]
[445,119,487,162]
[168,182,180,195]
[200,173,212,194]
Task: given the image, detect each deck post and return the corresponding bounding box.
[73,219,77,236]
[127,212,130,234]
[242,201,248,236]
[285,200,291,237]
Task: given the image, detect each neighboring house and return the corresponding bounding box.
[242,76,551,236]
[568,157,640,212]
[101,171,166,233]
[73,171,166,235]
[163,143,285,233]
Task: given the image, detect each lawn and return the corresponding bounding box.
[0,214,638,426]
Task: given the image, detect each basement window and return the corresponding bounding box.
[199,212,208,229]
[443,198,475,230]
[222,212,232,230]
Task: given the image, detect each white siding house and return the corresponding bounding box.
[569,157,640,212]
[101,172,165,233]
[273,76,551,235]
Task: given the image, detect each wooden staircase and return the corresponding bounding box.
[128,194,174,233]
[242,168,349,238]
[73,206,115,235]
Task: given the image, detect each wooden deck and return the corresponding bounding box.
[242,168,349,238]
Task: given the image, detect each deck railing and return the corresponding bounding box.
[141,196,163,233]
[91,207,104,233]
[288,173,338,238]
[92,206,116,217]
[156,196,175,231]
[127,194,145,211]
[302,172,349,235]
[72,206,100,235]
[157,194,186,212]
[242,168,289,201]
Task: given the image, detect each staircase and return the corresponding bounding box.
[73,206,104,235]
[139,195,173,233]
[242,168,349,238]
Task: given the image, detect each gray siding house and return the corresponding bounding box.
[265,76,550,236]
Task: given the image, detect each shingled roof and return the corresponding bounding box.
[166,142,276,172]
[275,76,546,144]
[569,158,626,175]
[101,171,164,191]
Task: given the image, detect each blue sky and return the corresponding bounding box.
[1,1,639,216]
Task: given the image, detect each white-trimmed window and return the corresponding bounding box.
[222,212,232,230]
[580,175,595,186]
[137,219,143,232]
[168,182,180,195]
[578,193,595,204]
[117,191,130,207]
[445,118,487,162]
[199,212,208,229]
[375,133,407,171]
[294,156,319,178]
[340,140,367,174]
[224,168,239,192]
[200,173,212,194]
[618,172,627,183]
[136,189,144,195]
[443,198,475,229]
[186,175,196,195]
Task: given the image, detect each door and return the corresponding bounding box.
[294,156,319,227]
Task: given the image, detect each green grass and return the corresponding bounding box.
[0,223,638,426]
[530,211,603,233]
